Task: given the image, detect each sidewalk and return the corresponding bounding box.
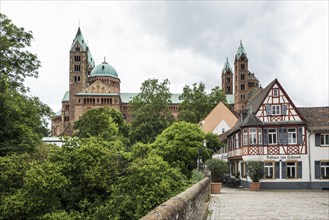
[207,187,329,220]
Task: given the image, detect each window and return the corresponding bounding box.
[227,86,231,92]
[74,55,81,62]
[268,129,277,145]
[258,128,262,144]
[240,84,245,90]
[288,128,297,144]
[321,134,329,146]
[273,89,279,97]
[241,162,247,178]
[240,74,245,80]
[249,128,257,145]
[226,77,230,83]
[74,65,81,72]
[271,105,281,115]
[264,162,274,179]
[241,64,245,70]
[240,94,245,101]
[75,47,80,51]
[286,161,297,178]
[243,129,248,145]
[320,161,329,179]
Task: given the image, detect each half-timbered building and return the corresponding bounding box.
[225,78,317,189]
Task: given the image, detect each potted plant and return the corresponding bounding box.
[205,158,228,194]
[246,161,263,191]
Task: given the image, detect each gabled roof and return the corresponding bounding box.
[246,78,277,113]
[298,107,329,132]
[200,102,238,134]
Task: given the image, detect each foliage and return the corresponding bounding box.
[0,13,41,93]
[205,158,228,182]
[95,154,187,220]
[0,137,127,219]
[151,121,208,177]
[208,86,228,106]
[178,82,227,123]
[130,78,173,144]
[205,133,223,154]
[189,169,205,185]
[0,13,53,155]
[247,161,264,182]
[73,108,130,144]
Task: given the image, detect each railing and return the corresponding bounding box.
[141,176,210,220]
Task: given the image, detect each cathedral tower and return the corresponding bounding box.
[221,57,233,95]
[68,27,95,134]
[234,41,249,112]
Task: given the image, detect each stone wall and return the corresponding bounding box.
[141,176,210,220]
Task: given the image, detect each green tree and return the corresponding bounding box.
[95,154,187,220]
[178,83,227,123]
[178,82,210,123]
[205,132,223,154]
[1,137,127,219]
[0,13,41,92]
[130,78,173,144]
[151,121,209,177]
[208,86,227,107]
[73,108,129,143]
[0,13,53,155]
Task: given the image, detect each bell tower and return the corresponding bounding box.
[67,27,95,134]
[221,57,233,95]
[234,41,249,113]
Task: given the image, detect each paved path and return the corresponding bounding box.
[207,187,329,220]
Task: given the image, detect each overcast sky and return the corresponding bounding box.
[2,1,328,112]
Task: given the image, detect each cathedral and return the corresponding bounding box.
[51,27,259,136]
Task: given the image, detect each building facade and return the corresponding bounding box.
[222,79,329,189]
[51,28,180,136]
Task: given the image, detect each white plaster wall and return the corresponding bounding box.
[212,119,230,135]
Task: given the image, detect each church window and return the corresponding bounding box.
[240,84,245,90]
[226,77,230,83]
[74,65,81,72]
[241,64,245,70]
[240,74,245,80]
[74,76,77,82]
[227,86,231,92]
[75,47,80,51]
[74,55,81,62]
[78,76,80,82]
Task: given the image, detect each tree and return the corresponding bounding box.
[73,108,130,143]
[130,78,173,144]
[151,121,210,177]
[0,13,40,93]
[1,137,127,219]
[178,83,227,124]
[178,82,210,123]
[0,13,53,155]
[205,132,223,154]
[95,154,187,220]
[208,86,227,107]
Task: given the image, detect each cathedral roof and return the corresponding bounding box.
[71,27,95,68]
[90,61,118,78]
[235,40,247,60]
[222,57,233,73]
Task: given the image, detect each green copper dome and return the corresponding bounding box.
[90,61,118,78]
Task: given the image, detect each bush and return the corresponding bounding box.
[205,159,228,182]
[247,161,263,182]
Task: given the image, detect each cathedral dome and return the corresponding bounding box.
[90,61,118,78]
